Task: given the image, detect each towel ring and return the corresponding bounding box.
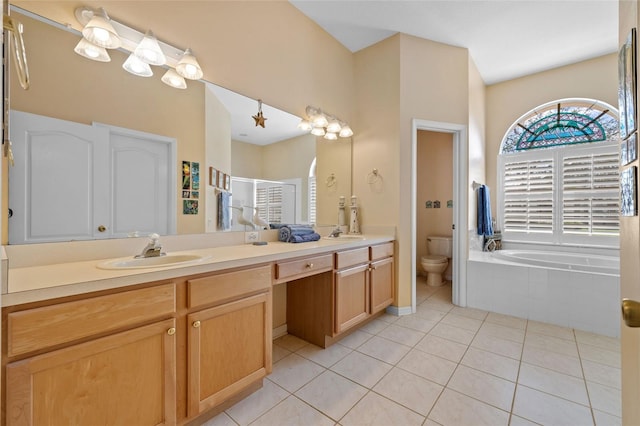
[367,169,381,185]
[325,173,337,187]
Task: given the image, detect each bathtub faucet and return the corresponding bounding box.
[483,238,497,252]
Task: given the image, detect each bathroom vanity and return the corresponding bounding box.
[0,236,394,425]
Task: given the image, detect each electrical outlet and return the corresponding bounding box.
[245,231,259,243]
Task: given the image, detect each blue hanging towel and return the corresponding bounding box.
[217,191,231,231]
[477,185,494,236]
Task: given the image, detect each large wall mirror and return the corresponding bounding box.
[5,4,352,244]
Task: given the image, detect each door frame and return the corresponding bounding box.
[411,119,468,312]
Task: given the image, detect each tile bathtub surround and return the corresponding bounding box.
[205,277,621,426]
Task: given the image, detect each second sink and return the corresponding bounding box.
[97,254,209,270]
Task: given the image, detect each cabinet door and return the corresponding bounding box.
[370,257,395,314]
[187,292,272,417]
[335,264,370,334]
[6,318,177,426]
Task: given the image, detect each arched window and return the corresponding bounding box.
[498,98,620,247]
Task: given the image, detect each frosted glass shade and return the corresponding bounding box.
[82,8,121,49]
[74,38,111,62]
[298,119,312,131]
[134,30,166,65]
[311,127,326,136]
[122,53,153,77]
[339,125,354,137]
[161,69,187,89]
[324,132,338,140]
[176,48,203,80]
[326,119,341,133]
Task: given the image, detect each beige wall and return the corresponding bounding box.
[205,88,231,232]
[316,137,353,225]
[416,131,453,272]
[468,58,487,231]
[485,53,618,213]
[231,141,263,178]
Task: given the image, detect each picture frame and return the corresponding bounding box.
[216,170,222,188]
[618,28,637,139]
[621,166,637,217]
[209,167,217,187]
[225,174,231,191]
[629,132,638,164]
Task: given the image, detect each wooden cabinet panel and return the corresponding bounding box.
[276,254,333,282]
[6,318,176,426]
[370,257,394,314]
[335,247,368,269]
[370,242,394,261]
[187,265,271,309]
[7,283,176,357]
[334,264,370,334]
[187,292,271,417]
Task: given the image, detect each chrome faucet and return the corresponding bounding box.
[135,233,165,258]
[328,226,343,238]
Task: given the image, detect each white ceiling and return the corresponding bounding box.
[289,0,619,85]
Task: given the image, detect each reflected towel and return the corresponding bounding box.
[289,232,321,243]
[477,184,494,236]
[217,191,231,231]
[278,224,316,242]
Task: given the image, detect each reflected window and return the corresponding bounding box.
[309,158,317,225]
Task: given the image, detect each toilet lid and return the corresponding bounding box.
[421,254,447,264]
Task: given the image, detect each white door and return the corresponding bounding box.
[9,111,176,244]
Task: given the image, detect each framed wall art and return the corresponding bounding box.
[619,28,637,140]
[621,166,637,217]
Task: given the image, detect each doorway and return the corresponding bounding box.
[410,119,468,313]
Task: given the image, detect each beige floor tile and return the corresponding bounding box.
[575,330,621,352]
[295,370,368,421]
[521,345,583,378]
[587,381,621,417]
[297,343,352,368]
[441,313,483,332]
[394,315,438,333]
[518,363,589,405]
[447,365,516,411]
[478,322,525,343]
[251,395,334,426]
[527,320,575,341]
[359,318,391,334]
[512,385,593,426]
[274,334,309,352]
[582,359,621,389]
[485,312,527,330]
[429,388,510,426]
[423,420,444,426]
[337,330,374,349]
[450,306,489,321]
[508,414,539,426]
[578,343,621,368]
[397,348,457,385]
[373,367,443,416]
[377,324,426,346]
[415,334,468,363]
[524,332,579,358]
[430,322,477,345]
[356,335,411,365]
[471,333,523,360]
[340,392,425,426]
[202,412,236,426]
[593,409,622,426]
[460,347,520,382]
[415,304,449,321]
[225,380,289,425]
[272,344,291,364]
[420,299,454,313]
[377,313,400,323]
[331,351,393,388]
[268,353,326,392]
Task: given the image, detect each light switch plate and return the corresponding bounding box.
[244,231,259,243]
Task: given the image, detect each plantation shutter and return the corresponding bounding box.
[309,176,316,225]
[503,159,554,233]
[562,152,619,235]
[256,185,284,224]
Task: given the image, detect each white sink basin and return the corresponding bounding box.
[323,235,365,241]
[97,254,209,270]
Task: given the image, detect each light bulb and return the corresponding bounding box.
[324,132,338,140]
[326,119,341,133]
[311,127,326,136]
[339,125,353,138]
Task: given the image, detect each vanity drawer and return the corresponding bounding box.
[7,283,176,357]
[188,265,272,309]
[370,242,394,261]
[276,254,333,281]
[335,247,369,269]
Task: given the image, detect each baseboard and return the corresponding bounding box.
[386,305,413,316]
[272,324,288,340]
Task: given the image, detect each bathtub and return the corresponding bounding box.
[467,249,620,337]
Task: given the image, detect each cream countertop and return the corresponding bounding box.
[3,235,394,307]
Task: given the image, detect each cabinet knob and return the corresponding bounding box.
[97,225,106,232]
[306,263,314,269]
[193,320,201,328]
[167,327,176,335]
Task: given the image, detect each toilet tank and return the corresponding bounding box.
[427,235,452,257]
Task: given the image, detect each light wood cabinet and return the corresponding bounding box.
[370,256,394,314]
[334,263,370,333]
[6,318,177,426]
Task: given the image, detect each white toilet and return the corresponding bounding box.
[421,236,453,287]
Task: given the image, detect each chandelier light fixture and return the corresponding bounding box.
[298,106,353,140]
[73,6,203,89]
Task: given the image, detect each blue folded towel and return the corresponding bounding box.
[278,224,318,243]
[477,185,494,236]
[289,232,321,243]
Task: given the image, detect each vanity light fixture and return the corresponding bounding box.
[161,69,187,89]
[74,38,110,62]
[74,6,205,89]
[300,106,353,139]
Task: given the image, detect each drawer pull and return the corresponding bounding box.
[193,320,201,328]
[167,327,176,335]
[306,263,314,269]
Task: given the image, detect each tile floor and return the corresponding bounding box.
[205,276,622,426]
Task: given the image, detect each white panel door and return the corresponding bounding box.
[9,110,109,244]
